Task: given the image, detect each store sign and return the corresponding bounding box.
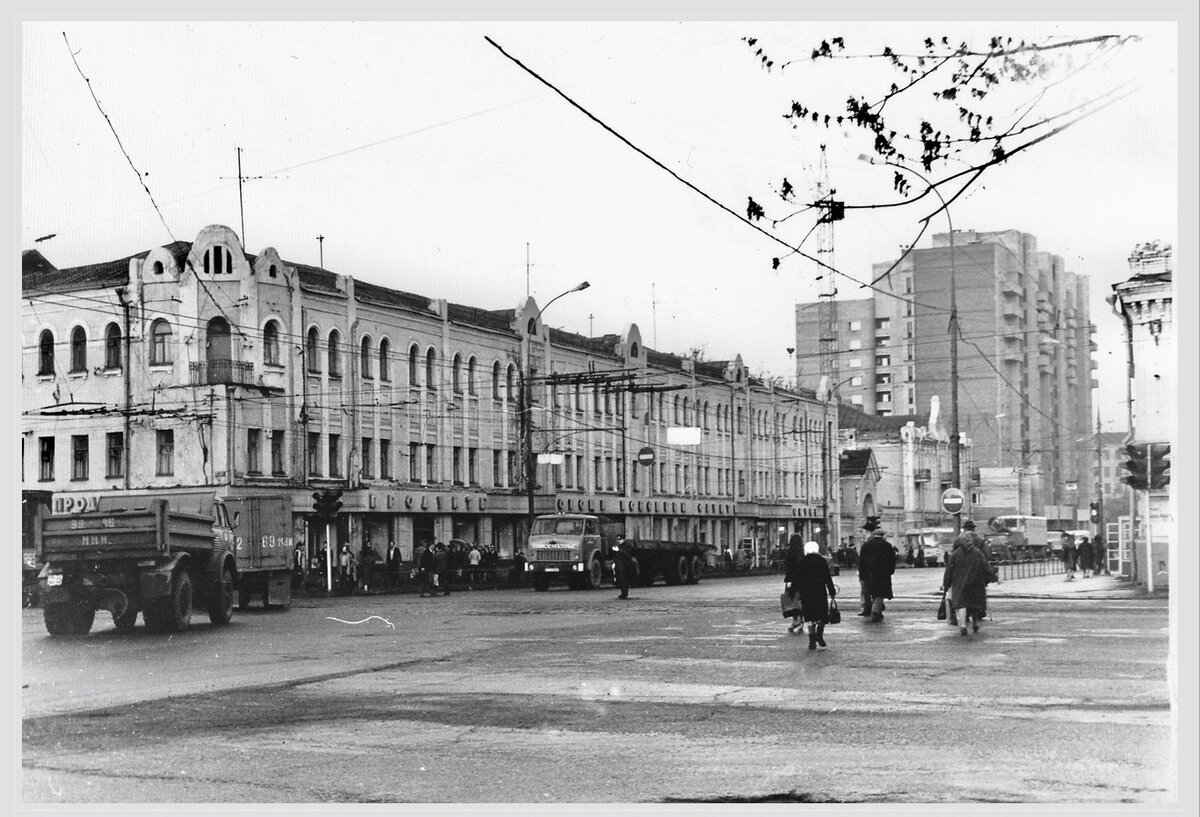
[52,495,100,515]
[368,491,489,513]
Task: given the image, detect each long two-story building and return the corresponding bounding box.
[22,225,837,565]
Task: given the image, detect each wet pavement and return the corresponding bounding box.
[21,568,1172,803]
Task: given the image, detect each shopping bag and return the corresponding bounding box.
[780,591,801,619]
[827,597,841,625]
[937,592,948,621]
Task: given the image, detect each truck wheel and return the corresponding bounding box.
[208,565,235,626]
[665,554,688,585]
[586,558,604,590]
[44,601,94,636]
[532,574,551,592]
[687,555,704,584]
[113,607,139,632]
[153,570,193,633]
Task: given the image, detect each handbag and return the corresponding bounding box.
[827,596,841,625]
[780,591,801,619]
[937,592,948,621]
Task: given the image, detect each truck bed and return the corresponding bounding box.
[36,505,217,560]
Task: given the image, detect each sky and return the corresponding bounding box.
[19,19,1179,432]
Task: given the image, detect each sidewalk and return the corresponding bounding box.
[988,572,1161,601]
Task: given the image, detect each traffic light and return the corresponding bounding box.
[1149,443,1171,490]
[311,489,343,520]
[1120,443,1148,491]
[1089,502,1100,523]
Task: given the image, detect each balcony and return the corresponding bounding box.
[1000,274,1021,296]
[914,468,931,482]
[190,360,255,386]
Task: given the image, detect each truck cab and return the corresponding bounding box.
[525,514,609,591]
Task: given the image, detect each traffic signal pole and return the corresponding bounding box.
[326,522,334,593]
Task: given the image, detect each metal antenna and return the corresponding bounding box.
[317,235,325,269]
[218,146,278,249]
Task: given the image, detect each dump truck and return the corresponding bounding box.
[34,492,294,636]
[987,515,1050,560]
[524,513,715,592]
[22,490,53,607]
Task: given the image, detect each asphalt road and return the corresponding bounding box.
[21,569,1172,804]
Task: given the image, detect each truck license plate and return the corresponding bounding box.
[47,574,63,586]
[542,567,558,572]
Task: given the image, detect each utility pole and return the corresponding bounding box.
[236,146,245,246]
[525,242,531,299]
[651,283,658,348]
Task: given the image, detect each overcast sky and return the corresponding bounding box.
[20,20,1178,431]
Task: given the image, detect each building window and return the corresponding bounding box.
[467,357,477,396]
[271,430,286,475]
[452,354,463,393]
[506,365,516,402]
[878,372,893,385]
[105,323,122,369]
[875,318,891,330]
[328,434,341,477]
[308,432,322,476]
[380,439,392,479]
[150,319,173,366]
[153,260,164,275]
[327,330,341,377]
[594,457,602,490]
[262,321,281,367]
[507,451,517,486]
[848,339,862,350]
[247,428,261,473]
[425,444,436,482]
[360,336,373,379]
[875,336,890,348]
[452,446,463,484]
[848,358,861,368]
[737,407,745,434]
[848,320,861,331]
[492,362,502,400]
[71,435,89,480]
[409,443,421,481]
[492,450,501,486]
[425,348,437,391]
[876,391,892,404]
[468,447,478,485]
[39,436,55,481]
[105,432,124,478]
[156,430,174,476]
[904,277,912,294]
[408,344,420,386]
[38,330,55,375]
[205,245,233,275]
[361,437,374,479]
[379,339,391,381]
[851,376,863,386]
[306,327,321,373]
[876,354,891,367]
[850,395,863,406]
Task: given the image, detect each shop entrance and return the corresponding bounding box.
[412,515,436,551]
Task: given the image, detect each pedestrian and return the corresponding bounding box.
[612,536,633,599]
[359,542,378,593]
[782,534,805,633]
[1061,532,1078,581]
[512,549,527,587]
[337,542,352,593]
[1077,534,1095,579]
[386,541,402,590]
[915,544,926,569]
[467,543,482,588]
[1092,533,1108,575]
[942,519,999,636]
[791,540,838,651]
[418,543,437,597]
[857,516,896,622]
[434,542,451,596]
[292,544,306,591]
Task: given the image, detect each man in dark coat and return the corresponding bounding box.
[942,519,999,635]
[418,544,436,597]
[386,541,402,590]
[1077,535,1095,578]
[433,542,451,596]
[858,516,896,622]
[612,536,633,600]
[783,535,806,633]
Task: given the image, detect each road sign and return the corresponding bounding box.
[636,446,656,466]
[941,488,965,515]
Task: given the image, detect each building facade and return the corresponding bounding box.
[796,229,1095,523]
[22,226,836,565]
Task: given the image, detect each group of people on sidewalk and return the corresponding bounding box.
[783,515,1004,649]
[1060,531,1107,581]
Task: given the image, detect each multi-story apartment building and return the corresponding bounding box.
[22,225,835,563]
[1095,431,1131,522]
[796,229,1095,523]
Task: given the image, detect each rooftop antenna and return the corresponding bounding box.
[525,242,531,299]
[317,235,325,269]
[588,313,594,335]
[218,146,278,250]
[651,282,658,348]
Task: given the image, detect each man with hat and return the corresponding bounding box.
[942,519,998,636]
[857,516,896,623]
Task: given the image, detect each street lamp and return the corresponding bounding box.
[522,281,591,533]
[860,154,962,533]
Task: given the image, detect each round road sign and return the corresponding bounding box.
[636,446,656,466]
[941,487,965,515]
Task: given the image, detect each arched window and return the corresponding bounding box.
[69,326,87,372]
[206,317,231,364]
[467,356,477,396]
[492,361,502,400]
[702,400,709,429]
[327,330,341,377]
[204,245,233,275]
[37,329,54,375]
[150,319,173,366]
[152,260,164,275]
[425,348,437,391]
[736,406,744,434]
[105,323,122,370]
[360,336,373,379]
[452,353,463,393]
[408,344,420,386]
[682,397,690,426]
[673,395,681,424]
[506,365,516,402]
[306,327,321,373]
[263,321,281,366]
[379,339,391,381]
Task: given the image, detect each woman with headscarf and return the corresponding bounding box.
[941,520,999,636]
[788,537,838,651]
